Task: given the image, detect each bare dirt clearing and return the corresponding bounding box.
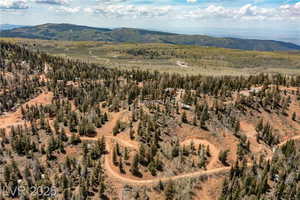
[0,92,53,129]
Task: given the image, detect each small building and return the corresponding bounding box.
[181,103,191,110]
[165,88,175,92]
[250,88,262,93]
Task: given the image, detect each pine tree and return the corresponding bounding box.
[181,111,188,123]
[53,119,60,134]
[40,116,46,129]
[4,165,11,182]
[192,114,197,126]
[103,112,108,122]
[256,119,264,132]
[119,156,125,174]
[158,180,164,191]
[198,156,206,169]
[116,143,121,156]
[206,145,211,157]
[164,180,175,200]
[199,115,206,129]
[219,149,229,166]
[172,140,180,158]
[292,112,296,121]
[148,161,157,176]
[112,146,118,166]
[124,147,129,161]
[112,120,120,136]
[98,178,106,198]
[234,120,240,136]
[129,127,135,140]
[99,136,106,154]
[130,154,140,176]
[176,103,180,114]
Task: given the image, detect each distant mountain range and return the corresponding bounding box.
[1,23,299,51]
[0,24,28,31]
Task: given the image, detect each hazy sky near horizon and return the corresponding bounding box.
[0,0,299,43]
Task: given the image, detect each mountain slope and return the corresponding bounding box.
[0,24,28,31]
[1,23,300,51]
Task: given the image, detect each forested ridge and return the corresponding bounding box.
[0,41,300,199]
[1,23,300,51]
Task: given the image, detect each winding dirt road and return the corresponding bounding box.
[1,92,300,186]
[66,111,300,185]
[63,110,224,185]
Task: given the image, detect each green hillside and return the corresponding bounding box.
[1,23,300,51]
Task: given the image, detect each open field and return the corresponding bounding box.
[1,37,300,76]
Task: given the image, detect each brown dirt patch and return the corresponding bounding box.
[0,91,53,129]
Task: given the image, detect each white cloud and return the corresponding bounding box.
[184,3,299,21]
[81,2,300,21]
[83,7,93,13]
[279,2,300,18]
[54,6,80,13]
[86,5,173,18]
[1,0,299,23]
[35,0,70,5]
[0,0,29,9]
[96,0,129,4]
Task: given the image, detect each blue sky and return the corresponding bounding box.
[0,0,299,44]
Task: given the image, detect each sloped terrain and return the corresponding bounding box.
[0,41,300,199]
[1,23,300,51]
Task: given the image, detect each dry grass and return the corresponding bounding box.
[1,37,300,76]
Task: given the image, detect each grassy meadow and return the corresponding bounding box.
[2,37,300,76]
